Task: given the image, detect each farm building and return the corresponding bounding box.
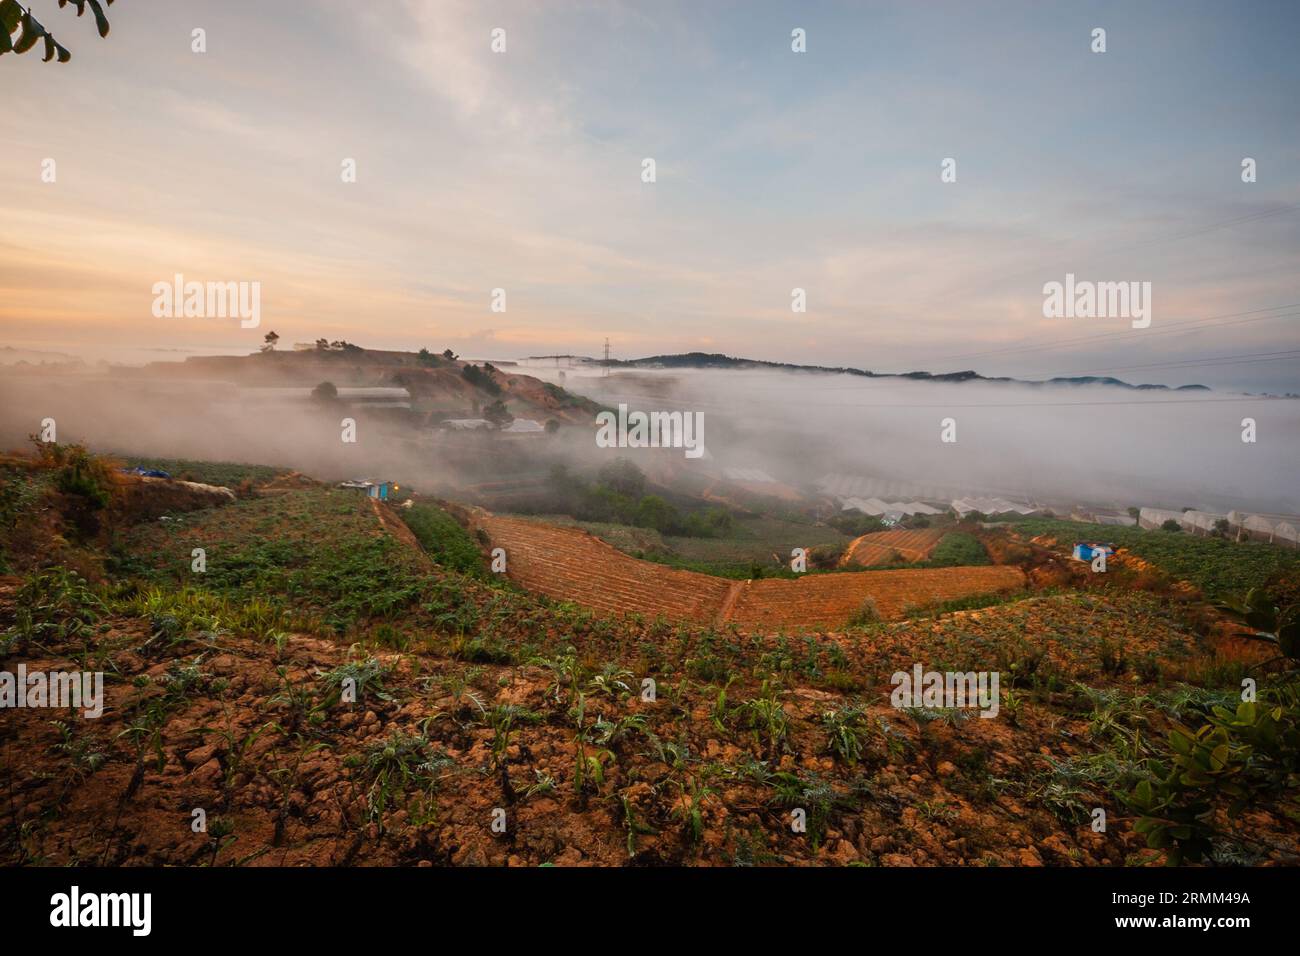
[501,418,545,434]
[441,418,494,431]
[1180,510,1229,536]
[1138,507,1185,530]
[1226,511,1300,548]
[339,479,396,500]
[951,496,1040,518]
[1071,508,1137,527]
[1093,513,1137,527]
[841,497,943,517]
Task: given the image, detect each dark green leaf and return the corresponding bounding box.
[13,13,44,54]
[87,0,109,38]
[0,0,21,35]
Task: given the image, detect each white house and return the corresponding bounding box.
[501,418,545,433]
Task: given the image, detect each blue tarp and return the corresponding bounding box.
[1073,543,1115,561]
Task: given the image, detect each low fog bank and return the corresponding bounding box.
[1,365,1295,516]
[0,374,548,493]
[531,367,1300,515]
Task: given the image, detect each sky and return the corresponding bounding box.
[2,0,1299,390]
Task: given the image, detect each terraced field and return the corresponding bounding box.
[725,564,1025,628]
[840,527,946,566]
[475,514,1024,629]
[474,513,736,621]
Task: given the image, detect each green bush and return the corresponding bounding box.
[685,508,734,538]
[461,363,501,395]
[634,494,679,534]
[417,348,446,368]
[53,445,110,509]
[926,532,990,567]
[401,504,487,578]
[598,459,646,498]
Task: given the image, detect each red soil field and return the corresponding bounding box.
[474,514,736,622]
[839,527,946,566]
[475,515,1025,630]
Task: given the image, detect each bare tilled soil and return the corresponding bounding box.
[473,514,1023,629]
[7,576,1293,868]
[840,528,947,567]
[724,565,1026,629]
[473,514,736,623]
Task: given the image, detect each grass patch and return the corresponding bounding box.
[111,489,428,634]
[402,503,487,578]
[117,456,283,488]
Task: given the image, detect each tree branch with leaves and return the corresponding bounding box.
[0,0,115,63]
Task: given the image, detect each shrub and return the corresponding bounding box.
[806,544,840,570]
[846,597,881,628]
[461,363,501,395]
[50,444,112,510]
[417,348,445,368]
[927,532,990,566]
[634,494,679,534]
[311,381,338,402]
[598,458,645,498]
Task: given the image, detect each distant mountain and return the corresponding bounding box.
[0,346,80,366]
[600,352,1211,391]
